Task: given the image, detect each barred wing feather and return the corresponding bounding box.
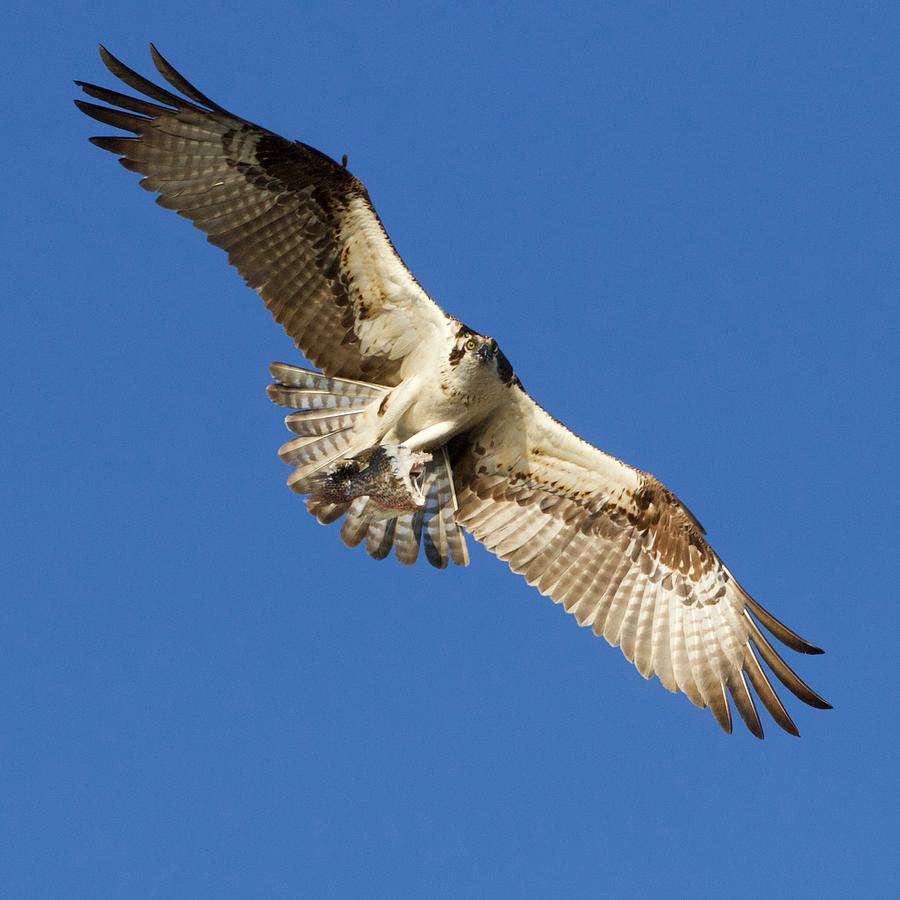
[451,387,831,737]
[76,45,452,385]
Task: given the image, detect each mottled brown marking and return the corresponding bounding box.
[447,344,466,368]
[600,479,712,583]
[77,49,434,389]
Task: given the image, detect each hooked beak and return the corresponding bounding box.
[477,344,494,364]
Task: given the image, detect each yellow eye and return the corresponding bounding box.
[465,339,477,351]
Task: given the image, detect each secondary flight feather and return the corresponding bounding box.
[76,45,831,737]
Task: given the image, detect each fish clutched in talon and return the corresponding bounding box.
[300,446,432,516]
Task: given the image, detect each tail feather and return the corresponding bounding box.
[422,483,446,568]
[268,362,384,419]
[307,497,350,525]
[282,430,363,490]
[269,386,375,412]
[279,429,354,467]
[269,362,468,569]
[269,362,385,400]
[422,447,466,568]
[393,507,426,566]
[366,517,397,560]
[436,449,470,566]
[270,362,377,491]
[285,409,362,437]
[337,447,469,569]
[340,497,372,548]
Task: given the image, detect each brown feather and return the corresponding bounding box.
[78,46,452,385]
[728,671,764,739]
[743,645,800,736]
[744,614,833,709]
[448,386,828,737]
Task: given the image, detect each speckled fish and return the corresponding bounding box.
[299,446,431,517]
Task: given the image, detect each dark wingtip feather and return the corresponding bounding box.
[98,43,116,70]
[88,135,136,154]
[96,44,194,110]
[708,684,733,735]
[149,43,223,111]
[744,645,801,736]
[76,79,171,118]
[728,672,765,739]
[75,99,149,132]
[744,613,832,710]
[740,589,825,655]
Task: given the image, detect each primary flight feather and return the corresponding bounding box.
[76,45,831,737]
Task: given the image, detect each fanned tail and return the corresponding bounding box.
[268,362,384,490]
[268,362,385,411]
[268,363,468,569]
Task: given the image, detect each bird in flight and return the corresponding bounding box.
[76,45,831,738]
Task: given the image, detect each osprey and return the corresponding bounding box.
[76,45,831,738]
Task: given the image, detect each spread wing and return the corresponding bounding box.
[451,387,831,737]
[75,45,452,385]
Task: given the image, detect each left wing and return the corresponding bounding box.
[76,45,453,385]
[450,387,831,737]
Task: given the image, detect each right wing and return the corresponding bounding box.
[450,386,830,737]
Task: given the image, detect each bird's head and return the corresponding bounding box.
[448,326,516,385]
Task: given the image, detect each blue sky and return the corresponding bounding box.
[3,2,898,896]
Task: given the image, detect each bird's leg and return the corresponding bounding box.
[402,420,460,452]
